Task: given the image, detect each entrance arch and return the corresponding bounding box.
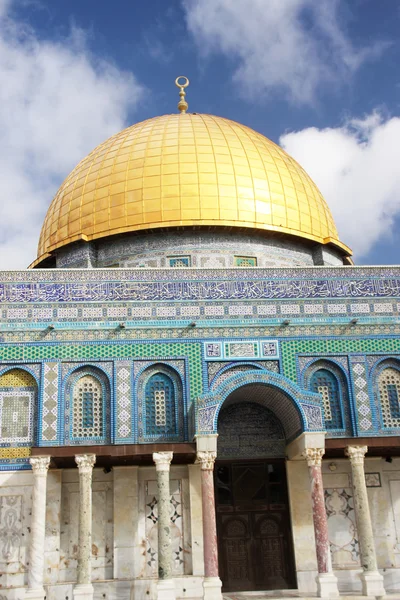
[214,382,300,592]
[196,368,324,439]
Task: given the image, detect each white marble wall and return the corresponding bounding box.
[0,465,203,600]
[5,456,400,598]
[0,470,33,589]
[287,456,400,594]
[59,468,113,583]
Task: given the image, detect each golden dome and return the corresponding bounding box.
[35,113,351,265]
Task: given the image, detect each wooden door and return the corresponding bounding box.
[215,460,296,592]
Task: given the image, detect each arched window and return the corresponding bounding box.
[72,374,103,439]
[144,372,176,437]
[65,367,109,444]
[378,367,400,427]
[310,369,343,430]
[0,368,37,445]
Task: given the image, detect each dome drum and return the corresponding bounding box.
[51,227,346,270]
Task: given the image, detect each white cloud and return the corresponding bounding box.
[183,0,385,105]
[0,2,143,269]
[280,113,400,258]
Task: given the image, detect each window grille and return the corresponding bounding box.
[169,256,191,267]
[72,375,103,439]
[378,367,400,426]
[310,369,343,429]
[234,256,257,267]
[144,373,176,436]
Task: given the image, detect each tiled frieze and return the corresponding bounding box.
[40,361,60,444]
[1,265,400,293]
[1,322,400,344]
[1,299,398,327]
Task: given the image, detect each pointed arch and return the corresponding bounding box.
[304,360,353,436]
[136,363,185,442]
[373,358,400,430]
[197,369,324,440]
[64,365,111,444]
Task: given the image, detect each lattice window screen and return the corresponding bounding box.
[310,369,343,429]
[145,373,176,436]
[0,368,36,444]
[378,368,400,426]
[72,375,103,439]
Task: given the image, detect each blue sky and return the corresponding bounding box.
[1,0,400,268]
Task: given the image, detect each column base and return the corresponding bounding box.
[360,570,386,597]
[157,578,176,600]
[73,583,94,600]
[316,572,339,598]
[203,576,223,600]
[25,589,46,600]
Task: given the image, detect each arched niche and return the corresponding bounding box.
[64,366,111,444]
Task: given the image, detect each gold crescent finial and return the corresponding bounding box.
[175,76,189,114]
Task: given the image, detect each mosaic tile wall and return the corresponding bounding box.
[0,264,400,470]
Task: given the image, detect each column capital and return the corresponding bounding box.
[75,454,96,473]
[196,450,217,470]
[153,451,173,471]
[29,455,50,475]
[303,447,325,467]
[345,445,367,465]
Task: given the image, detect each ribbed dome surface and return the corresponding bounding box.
[36,113,350,263]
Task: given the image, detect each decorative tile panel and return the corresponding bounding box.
[349,358,374,433]
[41,362,59,443]
[0,389,34,443]
[204,340,279,361]
[115,361,133,441]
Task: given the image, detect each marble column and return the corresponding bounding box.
[197,451,222,600]
[73,454,96,600]
[153,452,176,600]
[25,456,50,600]
[346,445,386,597]
[303,448,339,598]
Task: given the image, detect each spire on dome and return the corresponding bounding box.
[175,76,189,114]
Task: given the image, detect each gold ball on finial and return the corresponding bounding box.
[175,76,189,114]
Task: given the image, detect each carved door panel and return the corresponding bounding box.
[253,513,294,590]
[219,515,252,591]
[215,460,296,592]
